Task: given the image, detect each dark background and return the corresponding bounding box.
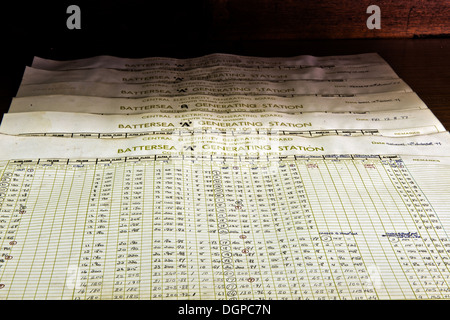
[0,0,449,127]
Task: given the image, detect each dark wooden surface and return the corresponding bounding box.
[2,1,449,42]
[206,0,450,40]
[0,38,448,130]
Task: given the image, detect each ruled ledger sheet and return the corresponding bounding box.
[8,92,427,114]
[20,64,399,86]
[16,78,412,99]
[0,109,445,138]
[2,52,450,300]
[0,133,450,300]
[31,53,388,71]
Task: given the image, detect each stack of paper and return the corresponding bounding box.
[0,52,449,300]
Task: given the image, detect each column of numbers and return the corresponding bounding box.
[0,163,32,298]
[384,158,450,298]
